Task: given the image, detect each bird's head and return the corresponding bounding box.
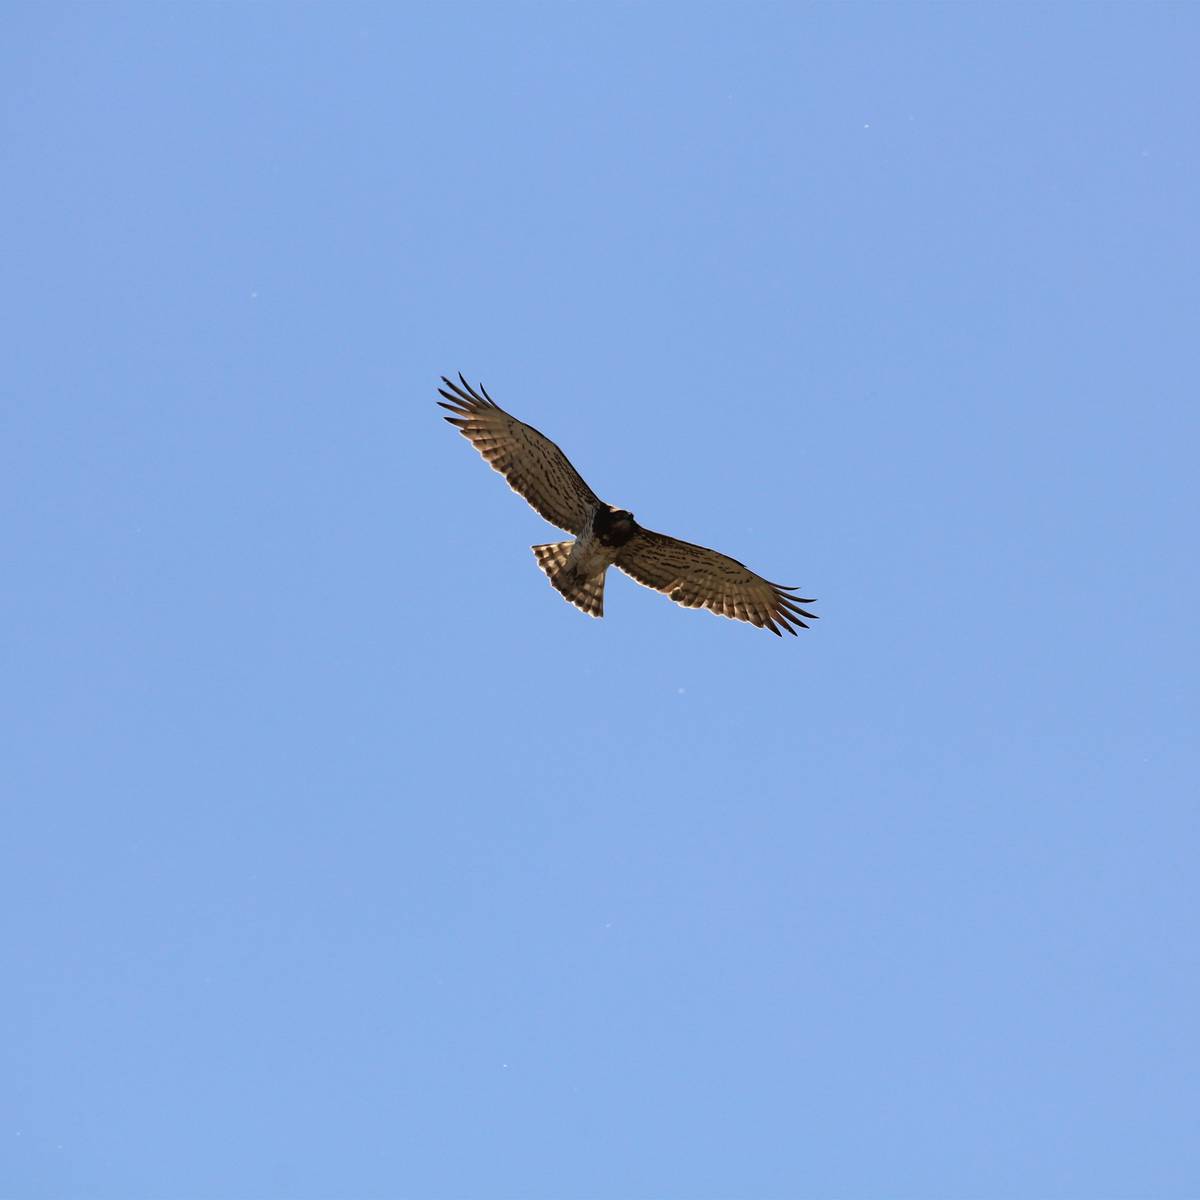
[594,505,636,546]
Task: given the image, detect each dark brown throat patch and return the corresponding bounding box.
[594,508,635,548]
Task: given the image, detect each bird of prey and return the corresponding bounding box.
[437,374,818,637]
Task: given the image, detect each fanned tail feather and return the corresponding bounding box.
[532,542,605,618]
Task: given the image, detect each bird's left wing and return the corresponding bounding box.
[438,374,600,535]
[615,528,817,636]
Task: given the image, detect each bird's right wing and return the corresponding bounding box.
[438,374,600,535]
[615,527,817,636]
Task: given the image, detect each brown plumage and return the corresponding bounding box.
[437,374,817,637]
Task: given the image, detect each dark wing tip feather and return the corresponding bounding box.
[765,583,816,635]
[772,608,798,634]
[770,582,817,602]
[456,371,477,401]
[776,588,818,626]
[787,604,812,620]
[439,374,499,413]
[457,372,497,408]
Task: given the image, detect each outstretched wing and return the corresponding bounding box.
[616,528,817,637]
[437,374,600,535]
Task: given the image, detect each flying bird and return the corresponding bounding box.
[437,374,817,637]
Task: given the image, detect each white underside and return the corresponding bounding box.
[565,529,620,578]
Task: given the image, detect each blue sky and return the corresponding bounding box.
[3,3,1198,1197]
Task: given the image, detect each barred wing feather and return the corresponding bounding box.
[616,528,817,636]
[437,374,600,535]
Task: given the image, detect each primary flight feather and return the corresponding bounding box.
[437,374,817,637]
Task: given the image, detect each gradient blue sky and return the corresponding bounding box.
[4,4,1198,1197]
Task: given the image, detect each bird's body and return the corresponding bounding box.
[532,503,636,617]
[437,375,817,637]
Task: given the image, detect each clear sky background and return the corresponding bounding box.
[3,4,1198,1197]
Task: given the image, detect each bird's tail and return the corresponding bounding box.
[532,542,605,618]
